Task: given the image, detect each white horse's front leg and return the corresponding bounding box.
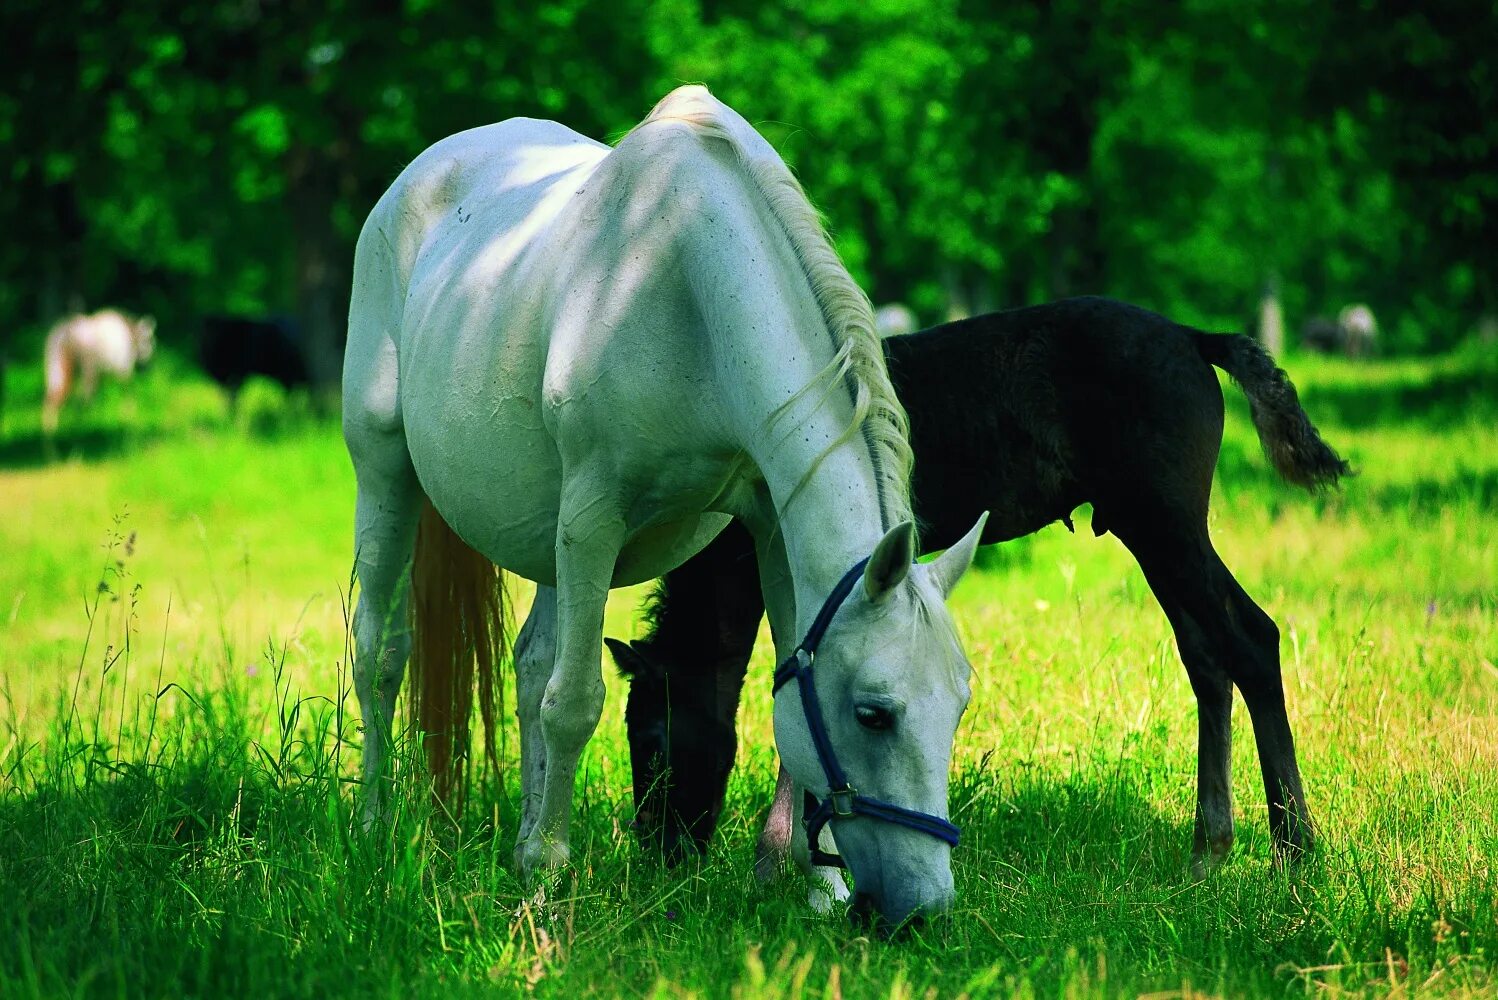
[748,517,849,912]
[516,501,622,876]
[512,586,557,848]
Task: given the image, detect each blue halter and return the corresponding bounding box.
[771,556,961,869]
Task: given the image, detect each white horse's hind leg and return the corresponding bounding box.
[348,430,423,827]
[513,585,557,847]
[516,489,623,875]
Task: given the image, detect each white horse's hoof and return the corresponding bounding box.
[516,836,571,878]
[806,869,851,914]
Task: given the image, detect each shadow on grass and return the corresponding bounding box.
[1296,361,1498,430]
[1215,433,1497,515]
[0,426,151,469]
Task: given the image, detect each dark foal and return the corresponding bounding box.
[610,296,1350,876]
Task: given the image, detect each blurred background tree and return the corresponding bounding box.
[1,0,1491,396]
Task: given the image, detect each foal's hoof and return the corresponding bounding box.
[754,840,790,884]
[1190,837,1234,880]
[515,836,571,879]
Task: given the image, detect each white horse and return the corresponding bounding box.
[344,86,985,925]
[41,309,156,434]
[874,303,918,339]
[1337,303,1378,358]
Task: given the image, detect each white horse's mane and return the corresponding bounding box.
[632,86,914,531]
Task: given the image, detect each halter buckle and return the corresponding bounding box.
[795,648,814,671]
[828,786,857,817]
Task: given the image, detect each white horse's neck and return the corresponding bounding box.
[693,232,903,620]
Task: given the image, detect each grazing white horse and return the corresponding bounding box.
[874,303,918,339]
[344,86,984,925]
[41,309,156,434]
[1337,303,1378,358]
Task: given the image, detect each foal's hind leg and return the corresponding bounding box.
[348,431,424,827]
[1119,526,1237,876]
[1215,567,1315,858]
[1122,521,1314,866]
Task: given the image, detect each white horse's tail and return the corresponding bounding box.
[41,322,74,435]
[409,500,510,808]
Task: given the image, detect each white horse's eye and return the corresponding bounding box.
[855,704,895,731]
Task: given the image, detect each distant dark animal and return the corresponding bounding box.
[1302,304,1378,358]
[41,309,156,435]
[1301,316,1343,354]
[200,315,309,391]
[610,296,1351,877]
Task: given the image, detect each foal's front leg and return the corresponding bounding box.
[515,505,622,875]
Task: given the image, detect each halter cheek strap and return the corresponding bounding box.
[771,557,961,870]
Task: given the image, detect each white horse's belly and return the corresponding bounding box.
[401,334,565,583]
[391,115,753,587]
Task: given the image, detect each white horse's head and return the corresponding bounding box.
[131,315,156,365]
[773,514,985,929]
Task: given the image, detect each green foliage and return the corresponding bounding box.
[2,348,1496,996]
[0,0,1491,374]
[232,376,314,438]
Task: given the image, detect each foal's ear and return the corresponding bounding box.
[927,511,989,597]
[863,521,916,603]
[605,637,662,683]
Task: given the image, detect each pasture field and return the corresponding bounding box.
[1,346,1495,998]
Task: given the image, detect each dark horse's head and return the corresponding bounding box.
[607,636,742,861]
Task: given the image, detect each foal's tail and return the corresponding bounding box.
[409,501,511,807]
[1195,332,1352,490]
[41,323,74,435]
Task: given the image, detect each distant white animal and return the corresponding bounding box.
[1337,303,1378,358]
[42,309,155,434]
[874,303,919,338]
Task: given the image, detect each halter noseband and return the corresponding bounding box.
[771,556,961,869]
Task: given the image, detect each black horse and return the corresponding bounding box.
[607,296,1350,876]
[200,315,309,392]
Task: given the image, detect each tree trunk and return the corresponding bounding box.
[1259,275,1285,357]
[288,143,353,394]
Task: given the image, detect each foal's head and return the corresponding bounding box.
[608,636,738,861]
[774,515,985,928]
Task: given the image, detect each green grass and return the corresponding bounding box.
[1,347,1495,997]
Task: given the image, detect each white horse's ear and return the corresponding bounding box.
[927,511,988,597]
[863,521,916,603]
